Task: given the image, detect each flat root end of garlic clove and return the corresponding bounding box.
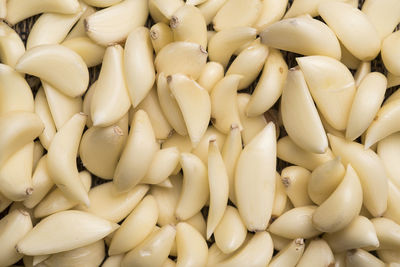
[15,245,21,253]
[18,209,30,216]
[26,187,34,195]
[295,238,304,246]
[281,177,290,188]
[170,16,179,29]
[150,29,158,40]
[113,126,124,136]
[166,75,173,83]
[199,45,207,55]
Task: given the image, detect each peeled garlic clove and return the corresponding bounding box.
[268,238,305,267]
[65,5,96,40]
[318,1,380,61]
[381,31,400,77]
[253,0,287,31]
[377,249,400,263]
[281,166,313,207]
[384,180,400,225]
[155,42,207,80]
[0,209,32,267]
[226,40,269,89]
[328,134,388,217]
[371,217,400,250]
[33,171,91,218]
[171,5,207,49]
[235,122,276,231]
[213,0,261,31]
[269,205,321,239]
[0,22,25,68]
[284,0,355,18]
[377,133,400,189]
[85,0,148,46]
[90,45,131,127]
[34,88,56,150]
[217,232,273,267]
[124,27,155,108]
[162,134,192,174]
[16,210,119,256]
[324,216,379,253]
[277,136,334,171]
[15,44,89,98]
[221,124,242,204]
[207,139,229,239]
[5,0,80,25]
[246,48,288,117]
[148,0,184,23]
[197,61,224,93]
[308,157,345,205]
[214,206,248,254]
[108,195,158,255]
[121,224,176,267]
[62,36,105,68]
[297,55,356,131]
[260,17,341,60]
[296,239,334,267]
[271,172,288,217]
[78,182,149,223]
[176,222,208,267]
[26,7,85,50]
[346,72,386,141]
[312,164,363,232]
[43,82,82,131]
[23,155,53,209]
[168,74,211,146]
[237,93,267,145]
[210,74,242,134]
[0,142,33,201]
[175,153,209,220]
[281,67,328,154]
[345,249,385,267]
[340,42,361,70]
[191,126,226,164]
[150,22,173,54]
[0,111,44,168]
[361,0,400,40]
[43,240,105,267]
[208,27,257,68]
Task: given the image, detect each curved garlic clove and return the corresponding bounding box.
[217,231,273,267]
[296,239,334,267]
[185,212,207,240]
[281,166,313,207]
[340,42,360,70]
[260,17,341,60]
[0,209,32,267]
[43,240,105,267]
[308,157,345,205]
[162,133,192,175]
[90,45,131,127]
[33,171,91,218]
[235,122,276,231]
[197,61,224,93]
[33,88,54,150]
[0,22,25,68]
[237,93,267,145]
[345,249,385,267]
[371,217,400,250]
[382,31,400,76]
[175,153,209,220]
[26,6,85,50]
[198,0,227,25]
[384,180,400,225]
[0,142,34,201]
[354,61,371,88]
[5,0,80,25]
[210,74,243,134]
[168,74,211,146]
[284,0,356,18]
[206,139,229,239]
[148,0,184,23]
[277,136,334,171]
[65,5,96,40]
[328,134,388,217]
[361,0,400,40]
[150,22,174,54]
[226,39,269,89]
[85,0,148,46]
[377,133,400,189]
[208,27,257,68]
[312,164,363,232]
[297,55,356,131]
[253,0,287,31]
[108,195,158,255]
[171,4,207,49]
[246,48,287,117]
[271,172,288,217]
[280,67,328,154]
[324,216,379,253]
[268,238,305,267]
[192,126,226,164]
[124,27,155,108]
[346,72,387,141]
[16,210,119,256]
[43,82,82,131]
[62,36,105,68]
[318,1,381,61]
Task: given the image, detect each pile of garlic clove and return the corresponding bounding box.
[1,0,400,266]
